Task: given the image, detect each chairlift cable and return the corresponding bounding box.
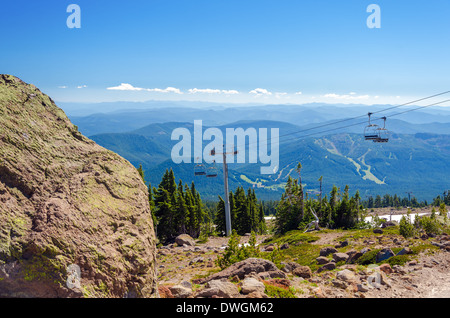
[246,91,450,147]
[264,98,450,147]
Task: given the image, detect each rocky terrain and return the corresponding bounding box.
[0,75,158,297]
[156,227,450,298]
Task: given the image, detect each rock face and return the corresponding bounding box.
[0,75,158,298]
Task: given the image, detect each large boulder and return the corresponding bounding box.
[0,75,158,298]
[175,234,195,247]
[193,258,283,284]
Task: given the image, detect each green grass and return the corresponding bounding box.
[265,230,320,245]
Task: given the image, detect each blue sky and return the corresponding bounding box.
[1,0,449,105]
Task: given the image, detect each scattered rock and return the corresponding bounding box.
[316,256,329,265]
[357,284,370,292]
[378,271,392,287]
[320,246,338,257]
[396,247,412,256]
[332,279,348,289]
[312,286,325,298]
[335,240,349,248]
[280,243,289,250]
[376,248,395,263]
[317,262,336,273]
[373,228,383,234]
[189,256,204,266]
[169,283,193,298]
[158,285,174,298]
[292,266,312,279]
[196,280,240,298]
[336,269,356,282]
[241,277,265,295]
[333,252,349,263]
[392,265,407,274]
[346,250,363,264]
[246,291,269,298]
[193,258,282,284]
[265,279,291,290]
[257,270,287,280]
[379,263,393,274]
[175,234,196,247]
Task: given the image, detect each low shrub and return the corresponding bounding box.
[355,249,380,265]
[264,283,297,298]
[380,255,410,266]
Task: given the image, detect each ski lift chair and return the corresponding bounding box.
[194,163,206,176]
[206,161,218,178]
[364,112,380,141]
[373,117,389,143]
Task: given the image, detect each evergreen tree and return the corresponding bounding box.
[137,164,145,182]
[374,195,382,208]
[274,176,304,234]
[215,196,226,235]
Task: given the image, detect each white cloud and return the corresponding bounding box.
[323,93,370,100]
[249,88,272,96]
[58,86,68,89]
[107,83,182,94]
[188,88,239,95]
[294,91,303,95]
[77,85,87,89]
[107,83,143,91]
[147,87,183,94]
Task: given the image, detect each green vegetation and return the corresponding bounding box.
[398,208,447,239]
[149,168,211,243]
[215,186,267,236]
[264,283,297,298]
[274,162,365,234]
[215,231,260,270]
[146,167,267,243]
[267,230,320,245]
[399,213,415,239]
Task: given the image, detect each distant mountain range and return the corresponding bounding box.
[62,102,450,201]
[66,102,450,136]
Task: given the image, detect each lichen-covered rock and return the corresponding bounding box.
[0,75,158,298]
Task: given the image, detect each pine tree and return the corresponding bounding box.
[175,181,188,234]
[215,196,226,235]
[274,176,304,234]
[137,164,145,182]
[153,169,178,242]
